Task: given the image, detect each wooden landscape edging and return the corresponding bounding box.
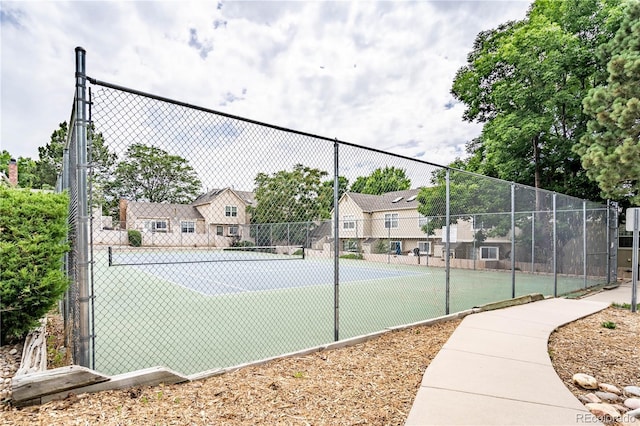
[12,296,546,407]
[12,365,188,407]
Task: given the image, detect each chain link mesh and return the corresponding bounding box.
[52,79,618,376]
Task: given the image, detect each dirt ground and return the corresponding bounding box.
[1,305,638,425]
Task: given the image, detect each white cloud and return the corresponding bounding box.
[1,0,532,177]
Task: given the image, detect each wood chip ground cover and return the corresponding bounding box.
[2,306,637,425]
[2,320,459,425]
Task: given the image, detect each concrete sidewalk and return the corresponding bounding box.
[405,283,635,425]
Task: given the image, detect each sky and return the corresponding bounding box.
[0,0,533,171]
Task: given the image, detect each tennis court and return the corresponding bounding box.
[91,247,594,376]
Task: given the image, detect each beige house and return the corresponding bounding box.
[115,188,255,247]
[333,189,513,262]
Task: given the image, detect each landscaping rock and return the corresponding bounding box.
[573,373,599,389]
[595,391,621,403]
[581,393,602,403]
[599,383,622,395]
[628,408,640,419]
[625,398,640,410]
[585,402,621,419]
[625,386,640,397]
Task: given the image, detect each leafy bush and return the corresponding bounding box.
[0,187,69,344]
[232,240,255,248]
[128,229,142,247]
[374,240,388,254]
[340,253,363,260]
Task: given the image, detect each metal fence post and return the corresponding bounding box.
[445,169,451,315]
[583,201,587,289]
[511,183,516,298]
[75,47,92,368]
[553,193,558,297]
[333,140,340,341]
[606,201,611,284]
[531,213,535,273]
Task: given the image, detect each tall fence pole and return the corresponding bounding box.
[531,213,535,273]
[583,201,588,289]
[606,201,611,284]
[445,169,451,315]
[333,140,340,341]
[511,184,516,298]
[628,208,639,313]
[553,193,558,298]
[74,47,92,368]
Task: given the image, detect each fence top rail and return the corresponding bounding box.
[87,75,609,209]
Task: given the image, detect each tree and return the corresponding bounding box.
[247,164,330,245]
[87,131,118,216]
[451,0,624,201]
[317,176,349,213]
[32,122,117,195]
[106,143,201,204]
[35,122,68,188]
[350,166,411,195]
[416,169,512,236]
[575,0,640,205]
[249,164,329,223]
[1,150,40,188]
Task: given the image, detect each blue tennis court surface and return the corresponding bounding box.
[129,259,426,296]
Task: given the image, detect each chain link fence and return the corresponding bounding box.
[59,49,618,376]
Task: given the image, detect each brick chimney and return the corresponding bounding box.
[8,158,17,187]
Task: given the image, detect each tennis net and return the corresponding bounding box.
[107,245,305,266]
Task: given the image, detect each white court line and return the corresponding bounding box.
[181,270,250,293]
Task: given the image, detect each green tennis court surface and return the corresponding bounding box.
[92,250,602,376]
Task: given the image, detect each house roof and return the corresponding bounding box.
[126,201,204,220]
[346,189,421,213]
[192,188,255,207]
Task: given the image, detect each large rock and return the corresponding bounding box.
[596,391,621,403]
[627,407,640,419]
[573,373,599,390]
[580,393,602,404]
[600,383,622,395]
[625,386,640,398]
[585,403,621,420]
[626,398,640,410]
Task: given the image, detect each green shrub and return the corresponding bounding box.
[374,240,388,254]
[0,187,69,344]
[232,240,255,248]
[339,253,363,260]
[128,229,142,247]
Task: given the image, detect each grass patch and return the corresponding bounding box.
[612,302,640,311]
[601,321,617,329]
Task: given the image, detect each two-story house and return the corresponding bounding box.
[333,189,513,264]
[114,188,255,247]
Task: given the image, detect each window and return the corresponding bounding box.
[225,205,238,217]
[343,240,358,252]
[343,215,355,229]
[442,249,456,258]
[390,241,402,254]
[418,214,429,227]
[146,220,167,233]
[216,225,223,236]
[181,221,195,233]
[406,195,417,202]
[228,225,239,236]
[480,246,499,260]
[384,213,399,229]
[391,196,403,203]
[418,241,430,254]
